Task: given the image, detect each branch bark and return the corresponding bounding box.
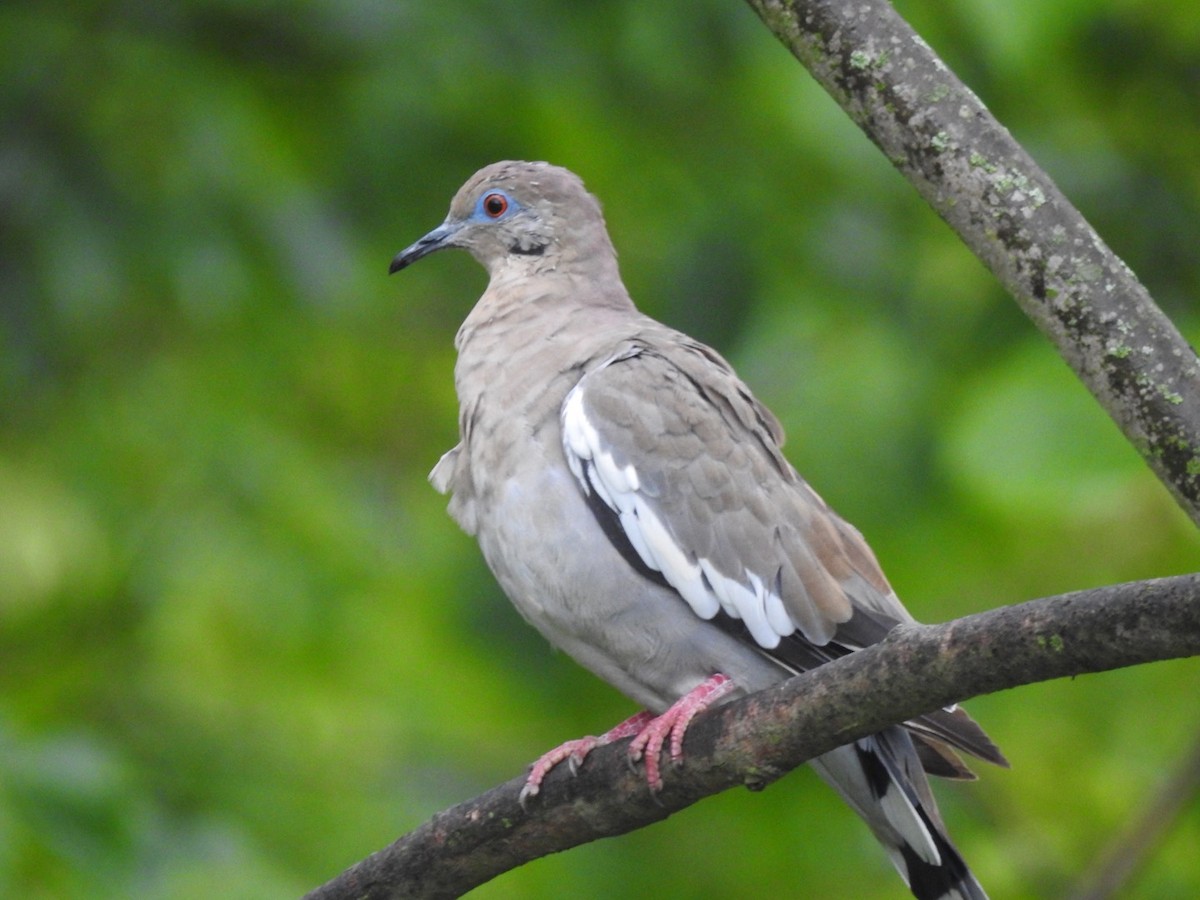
[305,574,1200,900]
[744,0,1200,525]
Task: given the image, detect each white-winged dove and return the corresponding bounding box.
[391,161,1006,900]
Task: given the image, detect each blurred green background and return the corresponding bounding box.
[2,1,1198,897]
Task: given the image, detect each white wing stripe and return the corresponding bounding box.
[562,378,793,650]
[700,560,782,649]
[585,461,616,508]
[632,499,719,619]
[617,507,654,567]
[755,570,796,636]
[594,446,639,495]
[561,387,597,486]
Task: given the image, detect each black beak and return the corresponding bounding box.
[389,223,459,274]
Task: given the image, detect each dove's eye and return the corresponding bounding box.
[482,192,509,218]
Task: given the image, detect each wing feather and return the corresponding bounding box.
[561,336,1005,775]
[561,340,882,649]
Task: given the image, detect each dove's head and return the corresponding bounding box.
[389,161,619,280]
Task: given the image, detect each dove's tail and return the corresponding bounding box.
[810,726,988,900]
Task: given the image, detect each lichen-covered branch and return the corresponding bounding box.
[743,0,1200,525]
[304,574,1200,900]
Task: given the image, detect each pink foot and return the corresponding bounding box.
[628,674,735,792]
[518,675,735,804]
[519,710,655,806]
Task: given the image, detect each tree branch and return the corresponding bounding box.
[743,0,1200,525]
[304,574,1200,899]
[1067,725,1200,900]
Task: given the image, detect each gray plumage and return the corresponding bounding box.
[391,160,1005,900]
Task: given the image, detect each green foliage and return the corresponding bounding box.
[1,0,1198,896]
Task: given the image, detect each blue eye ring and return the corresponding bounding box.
[482,191,509,218]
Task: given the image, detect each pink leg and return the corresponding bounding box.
[628,673,735,792]
[519,674,735,803]
[519,710,656,805]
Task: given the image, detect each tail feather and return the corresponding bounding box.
[810,726,988,900]
[908,705,1010,771]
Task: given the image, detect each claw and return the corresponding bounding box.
[626,674,735,792]
[518,710,656,803]
[517,677,733,802]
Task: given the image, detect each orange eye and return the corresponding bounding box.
[482,192,508,218]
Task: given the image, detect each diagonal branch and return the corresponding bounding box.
[1067,725,1200,900]
[743,0,1200,525]
[304,573,1200,900]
